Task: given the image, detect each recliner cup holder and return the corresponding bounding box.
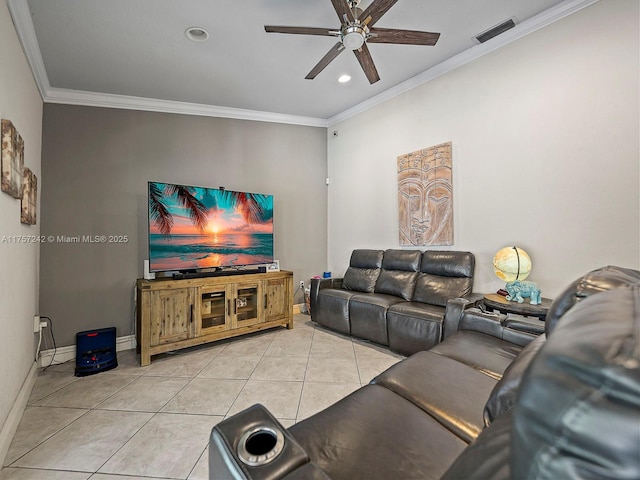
[237,426,285,467]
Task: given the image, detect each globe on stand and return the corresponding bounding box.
[492,246,541,305]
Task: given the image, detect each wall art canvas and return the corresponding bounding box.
[1,119,24,199]
[397,141,453,246]
[21,167,37,225]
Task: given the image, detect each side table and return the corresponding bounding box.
[482,293,553,320]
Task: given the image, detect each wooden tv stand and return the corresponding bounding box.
[136,270,293,366]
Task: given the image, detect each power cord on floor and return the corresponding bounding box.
[39,316,57,372]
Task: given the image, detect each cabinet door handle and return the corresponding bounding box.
[264,294,268,309]
[227,299,231,316]
[190,305,194,323]
[234,299,237,314]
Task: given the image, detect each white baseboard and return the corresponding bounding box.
[0,362,38,467]
[38,334,136,367]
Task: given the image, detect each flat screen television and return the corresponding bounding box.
[147,181,274,273]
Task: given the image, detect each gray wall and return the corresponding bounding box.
[40,104,327,346]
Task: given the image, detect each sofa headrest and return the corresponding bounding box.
[349,249,384,269]
[343,249,385,293]
[512,286,640,479]
[545,265,640,336]
[382,249,421,272]
[420,251,475,278]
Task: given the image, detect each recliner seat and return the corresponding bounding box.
[209,265,640,480]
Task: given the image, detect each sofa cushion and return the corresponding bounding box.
[512,287,640,480]
[349,293,404,345]
[413,273,473,306]
[289,384,468,480]
[387,302,446,355]
[373,351,497,443]
[483,333,546,427]
[430,331,522,380]
[381,249,422,271]
[441,413,512,480]
[372,250,421,300]
[375,270,419,300]
[421,250,475,278]
[342,249,384,293]
[411,251,474,306]
[314,289,355,335]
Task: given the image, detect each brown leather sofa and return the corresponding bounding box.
[309,249,479,356]
[209,266,639,480]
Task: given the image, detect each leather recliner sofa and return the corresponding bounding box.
[309,249,479,355]
[208,266,640,480]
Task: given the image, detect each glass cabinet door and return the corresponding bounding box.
[201,286,228,332]
[235,282,260,326]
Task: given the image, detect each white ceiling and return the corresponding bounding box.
[9,0,596,126]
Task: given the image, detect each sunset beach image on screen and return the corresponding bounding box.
[148,182,274,272]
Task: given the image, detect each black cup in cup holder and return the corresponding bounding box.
[237,426,285,467]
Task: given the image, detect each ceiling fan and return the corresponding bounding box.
[264,0,440,84]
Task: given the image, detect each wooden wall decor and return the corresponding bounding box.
[397,141,453,246]
[1,119,24,199]
[21,167,37,225]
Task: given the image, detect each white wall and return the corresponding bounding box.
[327,0,639,296]
[0,0,42,463]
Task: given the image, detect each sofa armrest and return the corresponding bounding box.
[456,307,508,339]
[209,404,327,480]
[442,294,485,339]
[309,277,343,318]
[503,316,545,336]
[453,308,541,347]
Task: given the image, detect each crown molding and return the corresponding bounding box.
[327,0,600,126]
[8,0,598,128]
[7,0,50,99]
[44,87,329,128]
[6,0,328,128]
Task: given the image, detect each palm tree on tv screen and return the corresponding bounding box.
[219,189,268,224]
[149,183,208,237]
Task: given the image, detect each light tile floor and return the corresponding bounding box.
[1,314,403,480]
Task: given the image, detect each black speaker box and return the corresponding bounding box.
[75,327,118,376]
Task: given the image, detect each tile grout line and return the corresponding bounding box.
[222,332,275,420]
[4,407,93,469]
[294,318,317,423]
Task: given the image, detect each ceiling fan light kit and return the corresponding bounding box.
[264,0,440,84]
[341,24,367,50]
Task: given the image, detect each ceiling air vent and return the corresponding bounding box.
[475,18,517,44]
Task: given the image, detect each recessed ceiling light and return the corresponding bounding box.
[338,74,351,83]
[185,26,209,42]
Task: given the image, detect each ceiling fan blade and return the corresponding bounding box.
[353,43,380,84]
[360,0,398,27]
[368,27,440,45]
[330,0,355,24]
[265,26,337,37]
[306,42,345,79]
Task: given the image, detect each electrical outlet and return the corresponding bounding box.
[299,281,305,290]
[33,315,40,333]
